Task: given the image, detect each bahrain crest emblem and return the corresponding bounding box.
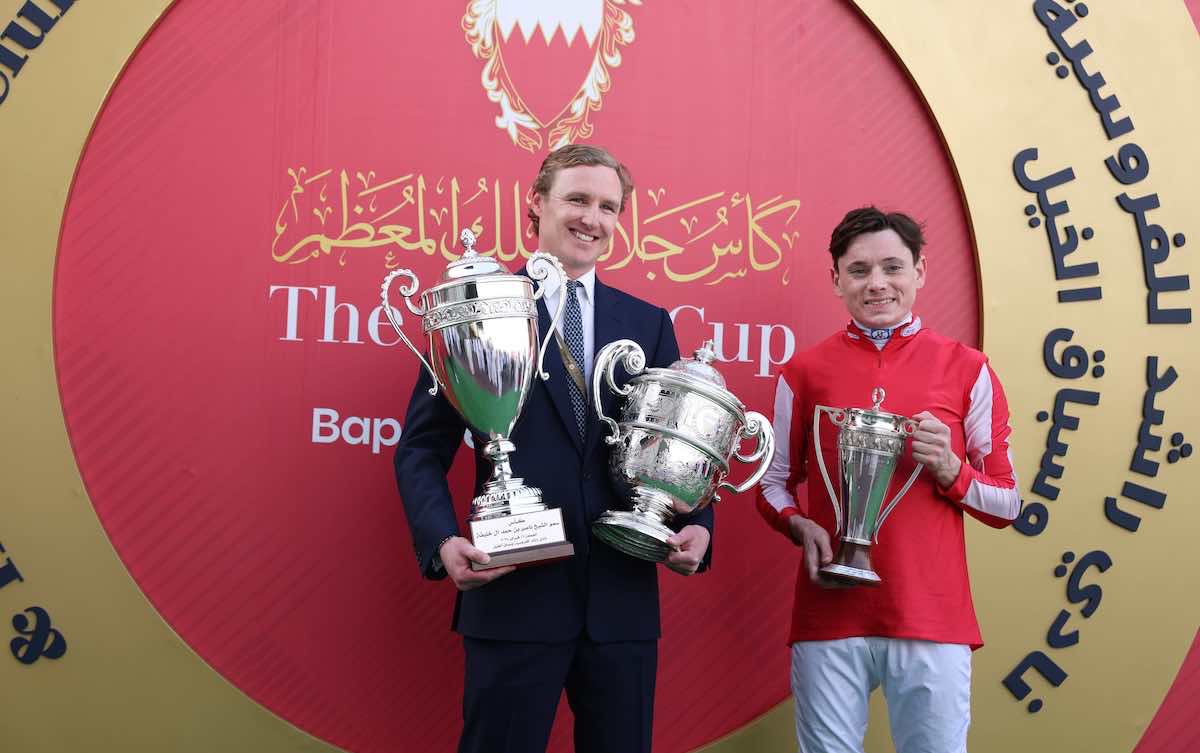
[463,0,641,152]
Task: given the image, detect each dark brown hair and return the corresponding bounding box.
[828,206,926,265]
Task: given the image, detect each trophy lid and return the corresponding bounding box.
[628,338,747,420]
[666,340,727,389]
[846,387,915,435]
[440,229,510,281]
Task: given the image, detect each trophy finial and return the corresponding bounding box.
[460,228,478,254]
[871,387,885,411]
[694,340,717,364]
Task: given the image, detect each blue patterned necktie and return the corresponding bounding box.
[563,279,587,439]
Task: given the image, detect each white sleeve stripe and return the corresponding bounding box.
[963,364,994,464]
[759,376,795,513]
[762,485,796,513]
[962,470,1021,519]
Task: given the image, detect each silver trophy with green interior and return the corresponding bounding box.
[381,229,574,569]
[813,387,924,585]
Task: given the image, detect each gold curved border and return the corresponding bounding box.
[705,1,1200,751]
[0,1,336,750]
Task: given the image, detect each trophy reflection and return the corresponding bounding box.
[813,388,923,586]
[590,339,774,562]
[381,229,574,569]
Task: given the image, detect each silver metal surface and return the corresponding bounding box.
[591,339,775,562]
[813,387,923,584]
[381,229,568,522]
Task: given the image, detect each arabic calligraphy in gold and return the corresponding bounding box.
[271,167,801,287]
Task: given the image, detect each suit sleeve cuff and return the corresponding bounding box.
[420,531,459,580]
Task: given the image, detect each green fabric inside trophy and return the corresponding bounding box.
[813,387,924,585]
[381,229,575,570]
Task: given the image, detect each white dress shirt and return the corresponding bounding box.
[540,265,596,383]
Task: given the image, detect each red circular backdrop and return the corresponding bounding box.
[53,1,977,751]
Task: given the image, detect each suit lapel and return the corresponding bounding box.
[536,297,584,454]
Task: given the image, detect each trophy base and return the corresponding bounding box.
[469,541,575,571]
[468,507,574,571]
[819,542,882,586]
[469,480,548,520]
[591,511,675,562]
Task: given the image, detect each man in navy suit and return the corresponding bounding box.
[394,144,714,753]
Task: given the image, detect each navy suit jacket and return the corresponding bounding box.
[394,276,713,642]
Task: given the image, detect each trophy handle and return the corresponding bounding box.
[715,411,775,497]
[874,418,922,541]
[380,269,439,396]
[592,339,646,446]
[527,252,568,381]
[812,405,847,536]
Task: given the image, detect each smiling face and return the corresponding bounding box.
[831,228,926,329]
[530,163,623,279]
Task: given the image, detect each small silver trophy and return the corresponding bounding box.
[590,339,774,561]
[813,387,923,585]
[381,229,574,570]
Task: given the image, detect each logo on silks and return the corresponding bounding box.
[462,0,641,152]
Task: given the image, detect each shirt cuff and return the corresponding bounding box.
[938,458,972,501]
[774,506,801,536]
